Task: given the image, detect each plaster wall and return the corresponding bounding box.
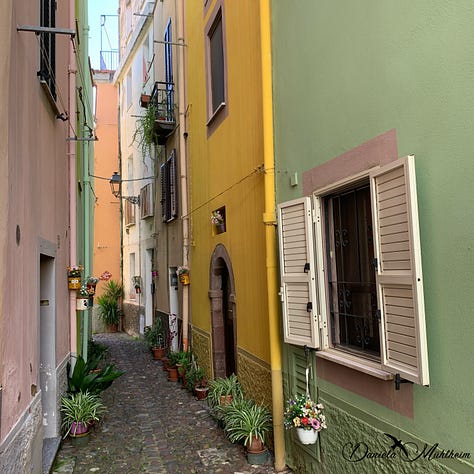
[272,1,474,472]
[186,0,270,362]
[1,0,71,446]
[92,76,121,298]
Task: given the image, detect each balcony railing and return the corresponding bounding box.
[150,81,176,144]
[99,50,119,71]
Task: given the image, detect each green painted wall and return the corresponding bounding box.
[272,1,474,472]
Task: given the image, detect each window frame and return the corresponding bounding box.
[278,156,429,385]
[160,149,178,222]
[38,0,57,105]
[140,183,154,219]
[204,0,228,130]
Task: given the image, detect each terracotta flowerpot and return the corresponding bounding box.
[246,435,264,454]
[162,357,170,371]
[152,347,165,360]
[195,386,209,400]
[167,366,179,382]
[219,394,233,406]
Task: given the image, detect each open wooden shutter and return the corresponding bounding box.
[370,156,429,385]
[169,150,178,219]
[277,197,319,348]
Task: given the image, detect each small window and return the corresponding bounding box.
[205,2,227,125]
[124,200,136,226]
[38,0,56,101]
[140,183,154,219]
[325,181,380,359]
[160,150,178,222]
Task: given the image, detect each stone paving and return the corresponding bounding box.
[52,333,288,474]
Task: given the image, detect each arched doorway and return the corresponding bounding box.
[209,244,236,378]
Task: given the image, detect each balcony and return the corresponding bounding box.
[150,81,176,145]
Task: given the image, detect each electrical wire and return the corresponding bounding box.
[181,164,265,220]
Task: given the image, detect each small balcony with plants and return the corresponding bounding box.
[136,81,176,153]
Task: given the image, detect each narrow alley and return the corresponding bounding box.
[52,333,283,474]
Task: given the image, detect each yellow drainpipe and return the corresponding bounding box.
[260,0,286,471]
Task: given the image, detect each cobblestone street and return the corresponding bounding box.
[52,333,286,474]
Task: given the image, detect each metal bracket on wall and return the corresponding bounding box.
[394,373,412,391]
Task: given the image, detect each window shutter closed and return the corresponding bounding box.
[160,162,168,222]
[370,156,429,385]
[277,198,319,348]
[169,150,178,219]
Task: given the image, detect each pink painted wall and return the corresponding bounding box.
[0,0,71,440]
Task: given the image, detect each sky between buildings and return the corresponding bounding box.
[88,0,119,70]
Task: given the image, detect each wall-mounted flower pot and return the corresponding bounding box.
[86,283,97,295]
[179,274,190,285]
[76,297,89,311]
[296,428,318,445]
[68,277,81,290]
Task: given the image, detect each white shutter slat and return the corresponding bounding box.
[278,198,319,348]
[371,156,429,385]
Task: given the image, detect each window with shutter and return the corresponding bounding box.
[279,156,429,385]
[160,149,178,222]
[370,156,429,385]
[140,183,154,219]
[124,200,136,227]
[277,197,320,348]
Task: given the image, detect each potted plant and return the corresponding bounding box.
[132,102,159,156]
[211,209,226,233]
[144,318,165,359]
[96,280,123,331]
[208,374,244,414]
[86,276,99,296]
[67,265,83,289]
[67,355,124,395]
[222,399,272,464]
[176,265,190,285]
[283,394,327,445]
[76,285,90,311]
[186,366,208,399]
[60,391,105,438]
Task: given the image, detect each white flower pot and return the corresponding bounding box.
[76,297,89,311]
[296,428,318,445]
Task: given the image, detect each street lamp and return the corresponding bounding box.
[109,172,140,205]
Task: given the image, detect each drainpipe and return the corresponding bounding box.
[177,0,190,351]
[68,0,77,358]
[260,0,286,470]
[81,12,91,362]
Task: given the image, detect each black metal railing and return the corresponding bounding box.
[151,81,175,123]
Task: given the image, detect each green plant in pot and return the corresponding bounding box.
[222,399,272,463]
[144,318,165,359]
[67,355,124,395]
[207,374,244,409]
[132,102,158,156]
[60,391,105,438]
[97,280,123,330]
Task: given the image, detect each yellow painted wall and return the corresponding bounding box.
[186,0,270,362]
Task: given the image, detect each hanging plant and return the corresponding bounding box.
[132,103,158,157]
